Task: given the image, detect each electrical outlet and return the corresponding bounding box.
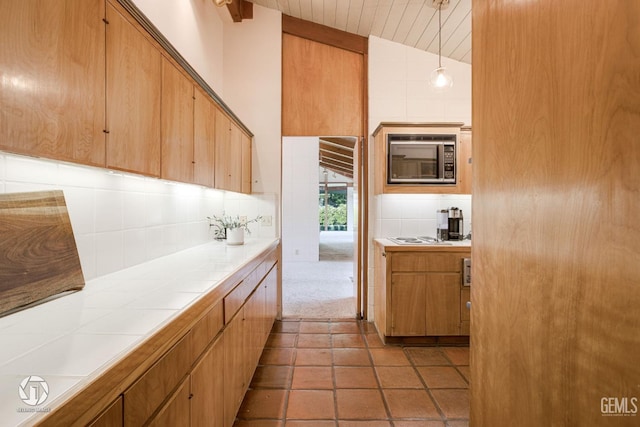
[261,215,272,226]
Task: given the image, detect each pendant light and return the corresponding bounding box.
[429,0,453,92]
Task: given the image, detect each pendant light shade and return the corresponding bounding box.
[429,0,453,92]
[430,67,453,91]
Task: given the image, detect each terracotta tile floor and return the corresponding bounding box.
[234,319,470,427]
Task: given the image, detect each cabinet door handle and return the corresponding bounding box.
[466,301,471,310]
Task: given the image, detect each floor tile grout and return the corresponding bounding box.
[235,319,470,427]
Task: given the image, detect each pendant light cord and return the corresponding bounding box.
[438,2,442,68]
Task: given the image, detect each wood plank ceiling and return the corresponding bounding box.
[248,0,471,63]
[319,137,355,179]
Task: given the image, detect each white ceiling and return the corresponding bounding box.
[247,0,471,63]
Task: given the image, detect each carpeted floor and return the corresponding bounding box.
[282,231,356,319]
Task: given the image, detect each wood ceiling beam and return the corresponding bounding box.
[320,163,353,179]
[319,144,353,159]
[226,0,253,23]
[319,159,353,178]
[320,137,356,149]
[320,152,353,168]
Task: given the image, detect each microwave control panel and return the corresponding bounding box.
[443,145,456,179]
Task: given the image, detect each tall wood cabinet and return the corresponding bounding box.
[0,0,106,166]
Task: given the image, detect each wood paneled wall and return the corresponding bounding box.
[282,32,364,136]
[472,1,640,426]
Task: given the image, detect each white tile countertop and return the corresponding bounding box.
[0,238,278,426]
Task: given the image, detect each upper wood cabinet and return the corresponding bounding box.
[372,123,467,195]
[241,132,252,194]
[0,0,106,166]
[1,0,252,193]
[215,109,250,194]
[105,1,161,177]
[193,87,217,188]
[161,58,195,183]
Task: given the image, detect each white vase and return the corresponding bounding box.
[226,228,244,245]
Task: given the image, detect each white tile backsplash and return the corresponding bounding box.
[375,193,472,239]
[0,152,277,282]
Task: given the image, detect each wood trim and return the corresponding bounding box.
[226,0,253,22]
[372,122,465,137]
[282,15,367,55]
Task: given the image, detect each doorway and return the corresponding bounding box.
[281,136,358,318]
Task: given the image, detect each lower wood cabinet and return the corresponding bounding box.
[191,334,225,427]
[124,332,192,426]
[84,246,279,427]
[374,242,470,341]
[147,376,191,427]
[88,396,123,427]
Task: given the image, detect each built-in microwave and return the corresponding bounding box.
[387,133,456,184]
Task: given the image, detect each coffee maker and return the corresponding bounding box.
[447,207,464,240]
[437,207,464,241]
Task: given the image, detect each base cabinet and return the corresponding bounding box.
[191,335,225,427]
[374,242,470,341]
[84,246,279,427]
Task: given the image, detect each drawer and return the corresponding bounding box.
[224,270,258,324]
[191,300,224,361]
[391,252,467,272]
[124,332,192,426]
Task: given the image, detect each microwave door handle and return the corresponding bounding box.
[438,144,444,181]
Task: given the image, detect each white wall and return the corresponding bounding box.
[367,35,473,319]
[368,35,472,130]
[131,0,225,95]
[222,5,282,207]
[282,137,320,262]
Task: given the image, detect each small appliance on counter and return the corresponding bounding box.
[437,207,464,241]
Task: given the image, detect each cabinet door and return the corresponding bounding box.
[0,0,105,166]
[390,274,426,336]
[106,2,161,176]
[425,274,461,335]
[161,58,194,183]
[147,376,191,427]
[214,109,243,193]
[193,87,216,188]
[88,396,123,427]
[263,266,278,338]
[191,334,224,427]
[241,132,252,194]
[223,311,246,427]
[214,109,231,191]
[124,333,192,426]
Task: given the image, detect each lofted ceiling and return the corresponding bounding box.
[319,137,356,179]
[247,0,471,63]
